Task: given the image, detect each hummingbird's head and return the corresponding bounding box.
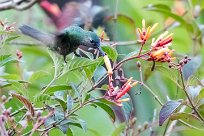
[81,31,105,56]
[82,31,100,48]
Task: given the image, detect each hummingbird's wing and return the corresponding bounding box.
[19,25,55,46]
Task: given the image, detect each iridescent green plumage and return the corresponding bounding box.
[19,25,104,61]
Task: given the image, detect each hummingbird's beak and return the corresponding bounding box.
[97,47,106,56]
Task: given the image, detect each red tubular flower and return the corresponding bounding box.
[151,31,173,49]
[116,81,138,100]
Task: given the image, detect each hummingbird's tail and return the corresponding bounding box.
[19,25,55,46]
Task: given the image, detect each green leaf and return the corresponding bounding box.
[34,94,51,102]
[88,128,101,136]
[8,81,26,95]
[66,128,73,136]
[67,95,74,112]
[124,49,139,59]
[159,100,182,126]
[187,86,203,103]
[98,98,115,105]
[101,46,118,61]
[5,36,20,43]
[156,65,182,89]
[121,94,133,122]
[183,55,202,80]
[198,88,204,101]
[29,71,49,82]
[93,102,115,122]
[93,66,107,83]
[112,123,126,136]
[0,74,19,80]
[145,4,171,11]
[170,112,201,122]
[0,55,17,67]
[45,108,70,134]
[44,85,72,94]
[0,82,12,88]
[66,57,102,72]
[54,91,67,110]
[143,4,193,32]
[78,119,87,132]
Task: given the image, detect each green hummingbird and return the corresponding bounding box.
[19,25,105,62]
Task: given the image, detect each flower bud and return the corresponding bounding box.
[1,95,7,103]
[104,55,113,75]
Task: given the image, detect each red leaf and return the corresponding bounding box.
[11,93,35,117]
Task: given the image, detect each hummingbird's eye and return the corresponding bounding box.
[90,39,94,43]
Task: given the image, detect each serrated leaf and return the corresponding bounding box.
[101,46,118,61]
[159,100,182,126]
[83,62,99,79]
[8,81,26,95]
[11,93,35,117]
[5,36,20,43]
[0,55,17,67]
[44,85,72,94]
[67,95,74,112]
[112,123,126,136]
[29,71,49,82]
[93,102,115,122]
[34,94,51,102]
[67,57,102,72]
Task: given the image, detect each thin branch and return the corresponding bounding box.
[180,69,204,123]
[0,0,39,11]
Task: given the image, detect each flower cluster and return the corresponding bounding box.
[103,55,138,106]
[137,19,175,63]
[148,31,175,63]
[169,56,191,69]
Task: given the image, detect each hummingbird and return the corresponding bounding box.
[19,25,105,62]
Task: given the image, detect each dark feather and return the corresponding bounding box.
[19,25,55,46]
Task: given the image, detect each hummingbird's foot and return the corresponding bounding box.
[74,52,81,57]
[63,55,67,63]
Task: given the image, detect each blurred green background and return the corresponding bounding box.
[1,0,204,135]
